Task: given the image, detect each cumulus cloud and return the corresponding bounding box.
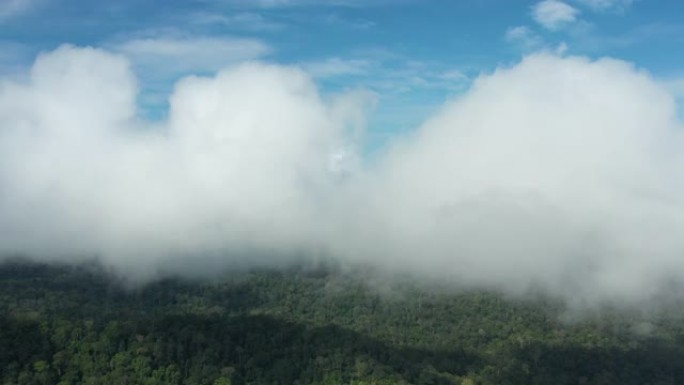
[1,45,684,311]
[335,54,683,310]
[0,44,363,277]
[533,0,580,30]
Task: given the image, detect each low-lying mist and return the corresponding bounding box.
[1,45,683,311]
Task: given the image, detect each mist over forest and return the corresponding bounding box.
[5,260,684,384]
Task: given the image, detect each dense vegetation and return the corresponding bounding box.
[2,260,684,385]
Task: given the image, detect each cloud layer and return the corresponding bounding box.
[1,45,683,310]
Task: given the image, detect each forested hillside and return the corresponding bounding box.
[2,261,684,385]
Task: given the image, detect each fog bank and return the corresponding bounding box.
[1,45,683,309]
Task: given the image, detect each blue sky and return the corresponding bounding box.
[1,0,684,149]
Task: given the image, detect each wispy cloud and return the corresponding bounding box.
[370,65,471,96]
[188,12,285,31]
[115,36,270,75]
[533,0,580,30]
[570,22,684,53]
[316,13,376,30]
[439,69,468,82]
[302,53,470,95]
[575,0,634,12]
[505,26,544,50]
[210,0,402,8]
[0,0,39,21]
[303,58,374,78]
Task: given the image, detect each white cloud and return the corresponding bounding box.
[340,53,683,310]
[0,44,370,278]
[3,46,684,312]
[533,0,580,30]
[505,26,544,49]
